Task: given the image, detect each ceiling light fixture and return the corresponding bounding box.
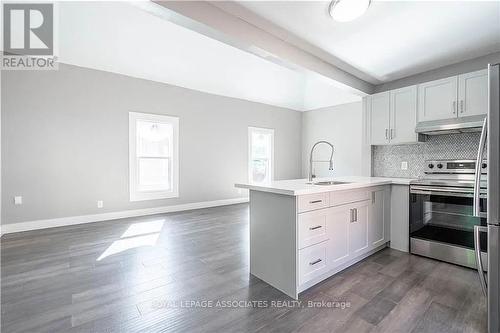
[329,0,371,22]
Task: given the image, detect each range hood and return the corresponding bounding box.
[415,115,486,135]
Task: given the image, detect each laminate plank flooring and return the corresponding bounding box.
[1,203,487,333]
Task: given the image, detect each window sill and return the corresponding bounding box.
[130,191,179,202]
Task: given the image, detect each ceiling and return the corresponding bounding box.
[237,0,500,84]
[58,1,360,111]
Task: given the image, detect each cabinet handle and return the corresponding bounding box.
[460,100,464,113]
[349,209,354,223]
[385,129,389,140]
[354,208,358,222]
[309,259,322,266]
[372,192,376,204]
[309,225,322,230]
[452,101,456,114]
[309,200,322,204]
[390,129,395,139]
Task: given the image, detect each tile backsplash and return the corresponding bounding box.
[372,132,482,178]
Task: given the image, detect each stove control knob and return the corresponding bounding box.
[428,163,434,169]
[482,163,487,169]
[437,163,443,169]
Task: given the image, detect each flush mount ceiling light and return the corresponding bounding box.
[329,0,371,22]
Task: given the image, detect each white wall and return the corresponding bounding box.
[375,51,500,92]
[302,102,370,178]
[1,64,302,225]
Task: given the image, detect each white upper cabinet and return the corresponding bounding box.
[369,92,390,145]
[368,68,487,146]
[369,86,419,145]
[458,69,488,117]
[418,76,458,122]
[390,85,418,145]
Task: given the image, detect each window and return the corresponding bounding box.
[129,112,179,201]
[248,127,274,183]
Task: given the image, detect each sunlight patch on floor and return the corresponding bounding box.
[97,220,164,261]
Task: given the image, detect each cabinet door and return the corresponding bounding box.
[370,92,390,145]
[328,206,350,267]
[369,190,386,248]
[418,76,458,122]
[458,69,488,117]
[349,201,370,256]
[390,86,418,144]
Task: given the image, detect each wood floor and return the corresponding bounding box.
[1,203,487,333]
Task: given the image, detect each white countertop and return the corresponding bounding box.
[235,176,415,196]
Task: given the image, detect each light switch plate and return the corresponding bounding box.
[401,161,408,170]
[97,200,104,208]
[14,196,23,205]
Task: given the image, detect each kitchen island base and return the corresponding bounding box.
[249,184,391,300]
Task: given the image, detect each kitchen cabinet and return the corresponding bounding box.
[458,69,488,117]
[369,86,419,145]
[247,184,391,299]
[298,209,328,249]
[418,69,487,122]
[369,92,391,145]
[348,200,370,256]
[367,68,488,146]
[328,205,350,267]
[418,76,458,122]
[390,185,410,252]
[370,188,387,248]
[390,85,418,144]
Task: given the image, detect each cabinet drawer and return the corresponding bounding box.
[298,241,328,285]
[298,210,328,249]
[298,192,329,213]
[330,189,369,207]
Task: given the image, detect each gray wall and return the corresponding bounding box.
[1,64,302,224]
[301,102,370,178]
[372,132,481,178]
[375,51,500,93]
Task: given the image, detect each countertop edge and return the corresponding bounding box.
[235,178,414,196]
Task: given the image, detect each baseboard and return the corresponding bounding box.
[1,197,249,236]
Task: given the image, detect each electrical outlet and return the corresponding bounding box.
[97,200,104,208]
[14,196,23,205]
[401,161,408,170]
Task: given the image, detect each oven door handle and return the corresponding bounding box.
[474,225,488,296]
[410,186,486,198]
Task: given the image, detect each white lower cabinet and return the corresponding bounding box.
[298,209,328,249]
[298,240,329,285]
[328,205,350,266]
[369,188,388,248]
[348,200,370,256]
[297,186,390,292]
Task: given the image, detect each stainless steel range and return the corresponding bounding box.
[409,159,488,268]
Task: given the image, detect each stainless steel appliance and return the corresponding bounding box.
[473,63,500,333]
[410,159,488,268]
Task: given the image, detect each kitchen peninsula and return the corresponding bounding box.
[235,177,412,299]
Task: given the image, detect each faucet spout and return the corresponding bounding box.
[309,141,335,182]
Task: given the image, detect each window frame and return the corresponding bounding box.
[129,112,179,201]
[248,126,275,184]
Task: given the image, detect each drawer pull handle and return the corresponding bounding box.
[310,200,322,204]
[309,225,322,230]
[309,259,322,266]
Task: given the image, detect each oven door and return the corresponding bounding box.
[410,185,487,252]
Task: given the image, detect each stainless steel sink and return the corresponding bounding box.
[311,181,351,186]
